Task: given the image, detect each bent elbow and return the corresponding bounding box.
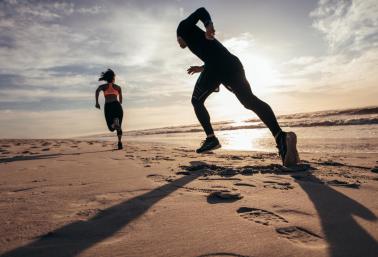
[197,7,207,12]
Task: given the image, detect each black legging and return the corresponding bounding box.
[104,101,123,136]
[191,56,281,138]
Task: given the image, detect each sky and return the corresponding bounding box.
[0,0,377,138]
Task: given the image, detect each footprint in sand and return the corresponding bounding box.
[199,178,242,182]
[275,226,325,248]
[76,208,103,219]
[234,182,256,188]
[207,190,243,204]
[147,174,175,183]
[147,174,229,194]
[176,171,191,175]
[263,181,294,190]
[326,179,360,189]
[237,207,288,226]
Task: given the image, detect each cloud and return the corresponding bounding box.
[280,0,378,97]
[310,0,378,53]
[0,0,203,137]
[1,1,377,138]
[0,0,194,108]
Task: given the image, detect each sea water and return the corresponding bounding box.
[95,107,378,154]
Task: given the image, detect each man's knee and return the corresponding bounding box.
[242,101,256,111]
[243,96,268,112]
[191,97,203,107]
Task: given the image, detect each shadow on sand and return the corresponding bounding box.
[0,149,114,164]
[1,161,377,257]
[293,173,378,257]
[0,166,203,257]
[180,161,378,256]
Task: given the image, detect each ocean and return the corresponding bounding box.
[95,106,378,154]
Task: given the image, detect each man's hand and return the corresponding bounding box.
[187,66,204,75]
[205,22,215,40]
[95,103,100,109]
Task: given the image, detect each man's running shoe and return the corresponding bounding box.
[277,131,300,167]
[118,141,123,150]
[196,136,221,153]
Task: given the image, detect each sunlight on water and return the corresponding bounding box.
[111,106,378,154]
[93,122,378,154]
[218,129,272,151]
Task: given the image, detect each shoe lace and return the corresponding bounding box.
[199,138,212,148]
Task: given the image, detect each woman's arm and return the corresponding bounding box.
[95,85,102,109]
[118,86,123,104]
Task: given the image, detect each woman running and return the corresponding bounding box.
[95,69,124,150]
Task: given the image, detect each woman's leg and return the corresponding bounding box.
[114,102,123,149]
[104,103,115,132]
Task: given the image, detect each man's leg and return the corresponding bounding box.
[224,63,299,166]
[225,69,281,139]
[191,68,221,153]
[191,69,220,137]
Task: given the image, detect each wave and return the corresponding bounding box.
[276,106,378,120]
[128,117,378,136]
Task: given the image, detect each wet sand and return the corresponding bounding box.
[0,139,377,257]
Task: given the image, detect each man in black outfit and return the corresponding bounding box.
[176,7,299,166]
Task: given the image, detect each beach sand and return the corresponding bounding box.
[0,138,377,257]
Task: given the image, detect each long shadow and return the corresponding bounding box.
[0,149,114,164]
[183,162,378,256]
[293,173,378,257]
[0,170,202,257]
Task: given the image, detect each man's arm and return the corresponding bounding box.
[187,65,204,75]
[182,7,212,27]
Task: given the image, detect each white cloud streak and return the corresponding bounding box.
[310,0,378,52]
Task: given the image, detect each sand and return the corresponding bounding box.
[0,138,377,257]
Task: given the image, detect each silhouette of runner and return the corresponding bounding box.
[177,7,299,166]
[95,69,124,150]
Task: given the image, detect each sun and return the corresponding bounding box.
[207,54,279,122]
[243,54,278,91]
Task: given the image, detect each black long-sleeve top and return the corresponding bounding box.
[176,7,234,67]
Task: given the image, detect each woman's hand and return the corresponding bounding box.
[187,66,204,75]
[95,103,100,109]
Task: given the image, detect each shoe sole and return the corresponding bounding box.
[197,144,221,154]
[284,132,300,167]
